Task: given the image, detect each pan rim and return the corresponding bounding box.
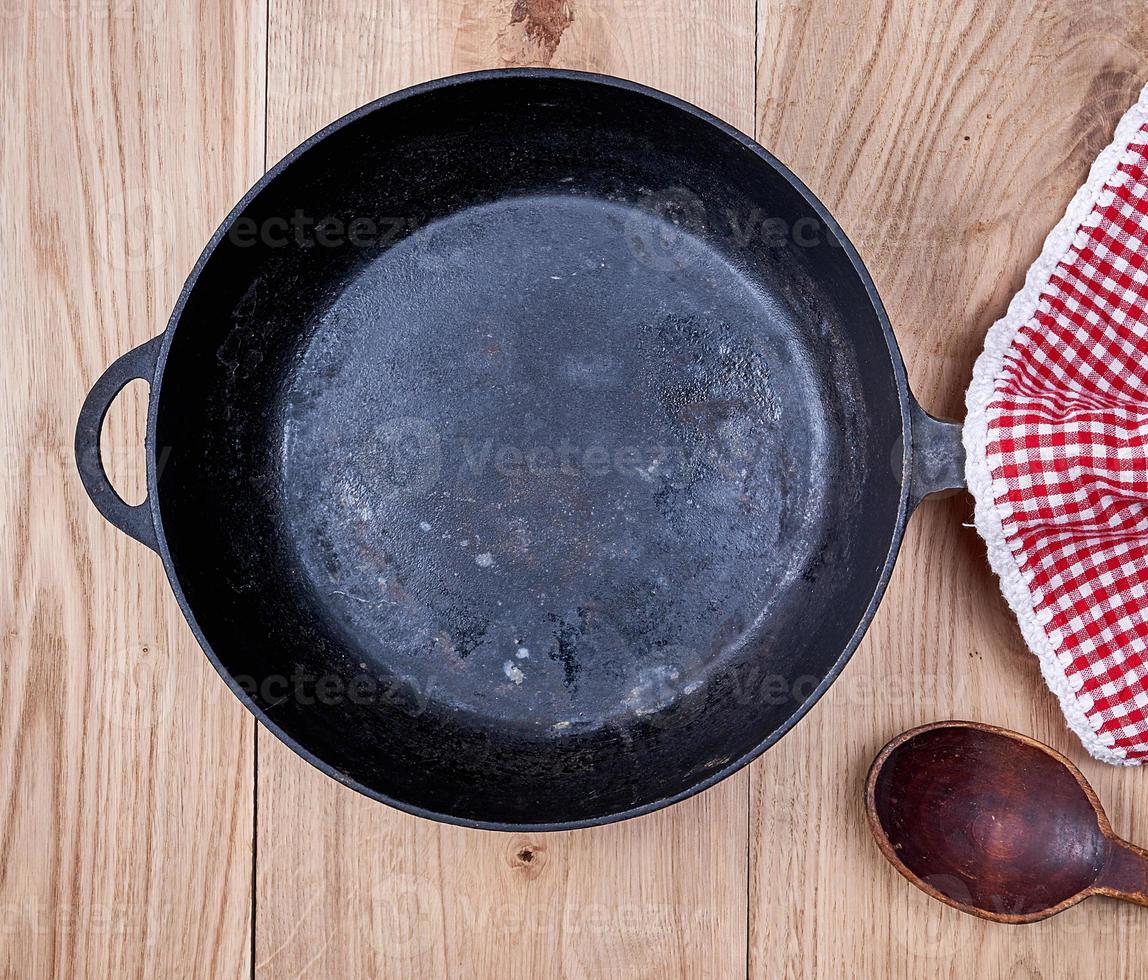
[144,67,913,831]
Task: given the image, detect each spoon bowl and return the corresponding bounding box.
[866,721,1148,923]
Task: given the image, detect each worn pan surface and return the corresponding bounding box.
[76,70,964,829]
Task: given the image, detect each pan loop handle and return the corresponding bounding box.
[74,335,163,551]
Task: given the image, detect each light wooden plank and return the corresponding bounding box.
[0,1,264,976]
[751,1,1148,977]
[256,2,755,978]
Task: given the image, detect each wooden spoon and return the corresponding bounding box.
[865,720,1148,923]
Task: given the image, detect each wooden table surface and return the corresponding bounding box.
[6,1,1148,977]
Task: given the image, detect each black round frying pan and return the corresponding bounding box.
[76,70,965,830]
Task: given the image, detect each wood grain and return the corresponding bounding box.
[0,1,263,977]
[256,3,756,979]
[9,0,1148,977]
[751,1,1148,977]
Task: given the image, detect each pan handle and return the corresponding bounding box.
[74,335,163,552]
[908,399,966,512]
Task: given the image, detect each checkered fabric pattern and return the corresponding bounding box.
[968,100,1148,763]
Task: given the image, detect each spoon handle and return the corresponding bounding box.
[1095,839,1148,908]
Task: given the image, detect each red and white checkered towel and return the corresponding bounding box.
[966,84,1148,764]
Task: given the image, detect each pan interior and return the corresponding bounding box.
[156,74,905,826]
[281,194,832,727]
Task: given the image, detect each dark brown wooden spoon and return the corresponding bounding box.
[865,721,1148,923]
